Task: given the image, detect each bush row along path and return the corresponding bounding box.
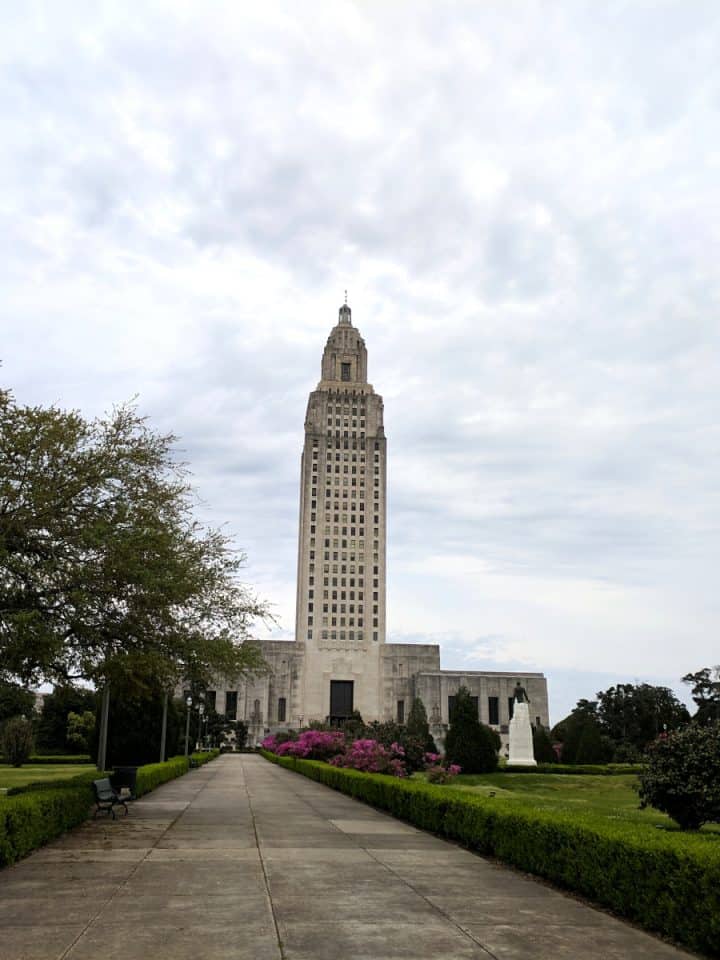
[0,754,695,960]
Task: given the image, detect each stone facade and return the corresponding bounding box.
[209,303,549,746]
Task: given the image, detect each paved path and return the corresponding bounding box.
[1,755,695,960]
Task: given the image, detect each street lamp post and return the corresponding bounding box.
[198,704,205,750]
[184,696,192,757]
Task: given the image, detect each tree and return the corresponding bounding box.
[36,685,97,753]
[574,722,609,764]
[444,686,498,774]
[638,722,720,829]
[532,724,556,763]
[89,684,181,768]
[406,697,436,753]
[552,700,601,763]
[596,683,689,749]
[0,680,35,724]
[66,710,95,753]
[1,716,34,766]
[0,394,269,766]
[682,667,720,725]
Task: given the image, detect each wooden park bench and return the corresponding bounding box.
[92,778,128,820]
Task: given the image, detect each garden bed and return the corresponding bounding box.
[261,749,720,957]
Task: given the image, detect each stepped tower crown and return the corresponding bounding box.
[320,300,368,384]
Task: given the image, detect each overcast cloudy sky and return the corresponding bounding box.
[3,2,719,721]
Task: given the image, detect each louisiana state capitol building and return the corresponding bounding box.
[211,302,550,747]
[295,300,387,722]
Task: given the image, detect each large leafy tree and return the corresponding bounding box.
[36,685,97,753]
[0,391,268,763]
[596,683,689,749]
[551,700,612,764]
[682,667,720,725]
[0,680,35,724]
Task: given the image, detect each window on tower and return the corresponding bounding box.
[341,362,351,381]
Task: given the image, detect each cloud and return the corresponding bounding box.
[2,1,719,722]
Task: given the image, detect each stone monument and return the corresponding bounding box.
[508,681,537,766]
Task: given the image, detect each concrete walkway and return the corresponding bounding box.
[0,755,695,960]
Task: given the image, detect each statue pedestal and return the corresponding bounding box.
[508,701,536,766]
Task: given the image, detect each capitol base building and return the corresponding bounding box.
[210,304,549,748]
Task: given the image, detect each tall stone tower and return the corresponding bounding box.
[295,301,387,723]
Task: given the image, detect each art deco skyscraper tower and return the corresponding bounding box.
[295,302,386,722]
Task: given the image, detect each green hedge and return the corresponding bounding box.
[0,784,93,867]
[0,751,220,868]
[0,755,93,765]
[261,750,720,956]
[6,770,100,797]
[501,762,643,775]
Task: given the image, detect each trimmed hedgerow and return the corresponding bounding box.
[0,751,220,867]
[261,750,720,957]
[135,757,189,797]
[502,762,642,775]
[0,783,93,866]
[0,755,93,765]
[191,749,220,767]
[6,769,100,797]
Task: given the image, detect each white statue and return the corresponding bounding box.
[508,681,537,766]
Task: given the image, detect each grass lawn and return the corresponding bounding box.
[0,764,93,791]
[431,772,720,834]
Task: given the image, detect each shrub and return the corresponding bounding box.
[532,725,556,763]
[502,762,639,775]
[261,751,720,957]
[0,755,93,765]
[1,717,35,767]
[0,784,93,866]
[274,730,345,761]
[426,764,461,784]
[639,722,720,830]
[330,738,406,776]
[406,697,437,753]
[341,710,365,740]
[361,720,427,772]
[234,720,249,751]
[445,687,498,774]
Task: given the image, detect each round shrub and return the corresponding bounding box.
[638,721,720,829]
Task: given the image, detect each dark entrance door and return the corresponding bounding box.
[330,680,354,722]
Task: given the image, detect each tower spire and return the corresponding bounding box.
[338,293,352,325]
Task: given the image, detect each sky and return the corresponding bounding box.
[2,1,719,723]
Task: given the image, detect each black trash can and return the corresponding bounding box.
[111,766,138,801]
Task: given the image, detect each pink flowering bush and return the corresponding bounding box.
[262,732,456,781]
[329,738,406,777]
[426,763,462,784]
[273,729,345,761]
